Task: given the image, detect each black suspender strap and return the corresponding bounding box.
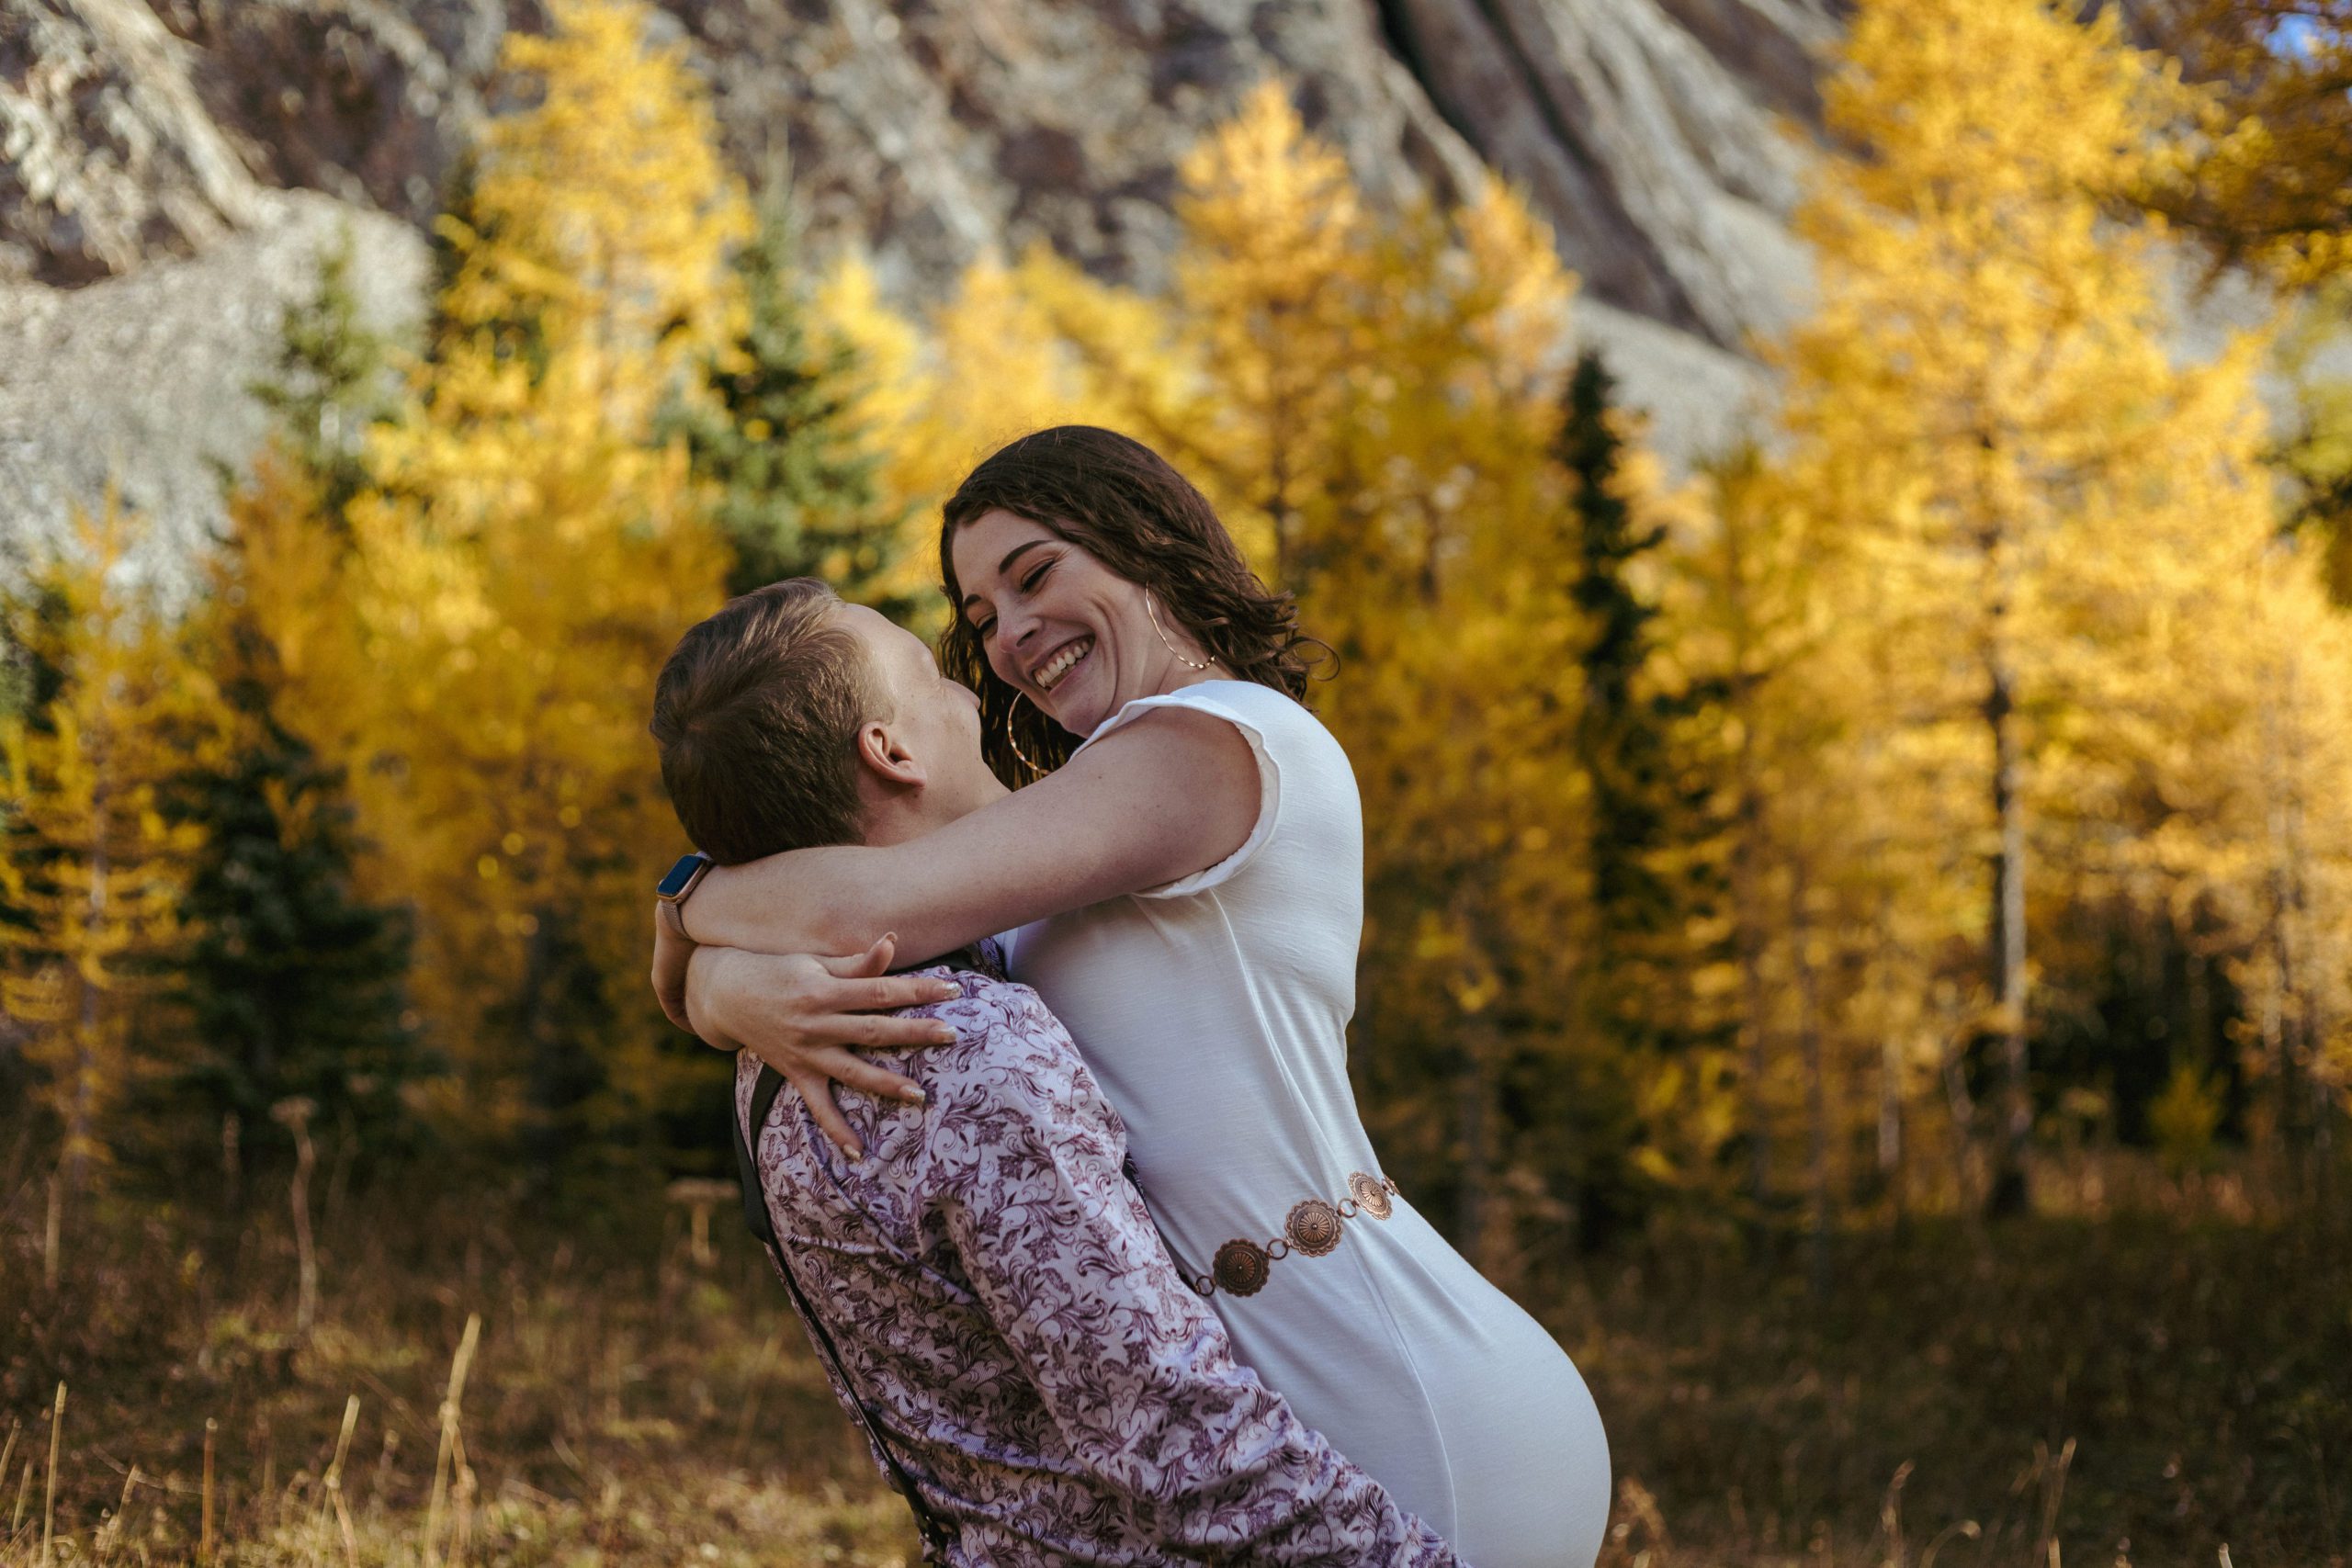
[732,1066,956,1562]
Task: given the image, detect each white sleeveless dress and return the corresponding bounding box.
[1003,681,1611,1567]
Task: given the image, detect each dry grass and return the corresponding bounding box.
[1547,1208,2352,1568]
[0,1159,925,1567]
[3,1143,2345,1568]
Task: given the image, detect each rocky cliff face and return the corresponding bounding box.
[1,0,1838,584]
[1,0,266,284]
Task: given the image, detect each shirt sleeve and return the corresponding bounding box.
[924,988,1461,1566]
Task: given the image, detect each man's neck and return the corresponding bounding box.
[861,795,969,850]
[862,767,1006,849]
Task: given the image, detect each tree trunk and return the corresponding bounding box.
[64,766,111,1201]
[1880,1032,1905,1228]
[1722,493,1772,1246]
[1942,1010,1982,1213]
[1871,868,1906,1230]
[2261,649,2322,1211]
[1733,729,1772,1243]
[1792,859,1831,1298]
[2279,665,2325,1214]
[1984,626,2032,1219]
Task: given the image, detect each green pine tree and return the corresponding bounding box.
[247,230,395,529]
[1563,351,1733,1049]
[1539,352,1741,1237]
[660,194,908,606]
[0,586,67,1105]
[162,238,433,1165]
[166,590,429,1147]
[1565,350,1676,962]
[2281,376,2352,608]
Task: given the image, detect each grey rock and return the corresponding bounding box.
[149,0,503,226]
[1575,296,1772,468]
[1,0,269,284]
[1380,0,1826,346]
[673,0,1490,300]
[0,190,425,599]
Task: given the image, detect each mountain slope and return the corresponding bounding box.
[1,0,1832,580]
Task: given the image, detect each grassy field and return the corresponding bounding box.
[2,1142,2345,1568]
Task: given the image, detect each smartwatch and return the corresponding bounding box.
[656,851,714,904]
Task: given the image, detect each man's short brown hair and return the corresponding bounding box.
[649,579,883,864]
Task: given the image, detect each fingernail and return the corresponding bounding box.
[842,1142,864,1162]
[882,931,898,945]
[932,980,960,998]
[900,1086,927,1105]
[931,1025,958,1043]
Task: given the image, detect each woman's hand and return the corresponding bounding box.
[684,936,962,1159]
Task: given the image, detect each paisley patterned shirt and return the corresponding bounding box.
[734,943,1461,1566]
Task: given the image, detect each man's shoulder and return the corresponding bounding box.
[731,953,1072,1128]
[737,960,1104,1184]
[894,962,1122,1168]
[899,961,1081,1093]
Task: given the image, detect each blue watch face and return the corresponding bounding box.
[657,852,708,898]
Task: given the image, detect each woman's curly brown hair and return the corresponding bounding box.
[938,425,1326,785]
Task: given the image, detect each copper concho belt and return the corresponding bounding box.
[1176,1171,1401,1298]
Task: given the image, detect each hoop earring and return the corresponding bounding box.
[1003,692,1047,777]
[1145,590,1215,671]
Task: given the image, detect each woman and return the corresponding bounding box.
[657,426,1611,1566]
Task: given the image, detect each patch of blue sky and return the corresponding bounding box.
[2263,14,2339,59]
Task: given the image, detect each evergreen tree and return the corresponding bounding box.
[165,228,432,1168]
[0,584,67,1115]
[248,231,394,527]
[1562,351,1678,1040]
[659,195,910,610]
[168,540,427,1155]
[1547,350,1742,1238]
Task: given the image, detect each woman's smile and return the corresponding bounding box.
[1031,636,1095,694]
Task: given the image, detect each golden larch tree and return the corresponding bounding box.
[257,0,745,1144]
[1,495,224,1194]
[1778,0,2290,1214]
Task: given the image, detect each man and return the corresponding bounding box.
[648,579,1459,1564]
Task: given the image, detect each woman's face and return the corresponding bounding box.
[952,508,1189,739]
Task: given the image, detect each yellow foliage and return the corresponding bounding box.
[189,17,2352,1213]
[1728,0,2352,1201]
[810,254,930,454]
[441,0,750,410]
[0,493,224,1179]
[823,80,1648,1218]
[1166,88,1655,1203]
[808,243,1207,630]
[242,0,741,1134]
[1171,82,1372,579]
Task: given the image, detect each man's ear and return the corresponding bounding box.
[854,718,927,789]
